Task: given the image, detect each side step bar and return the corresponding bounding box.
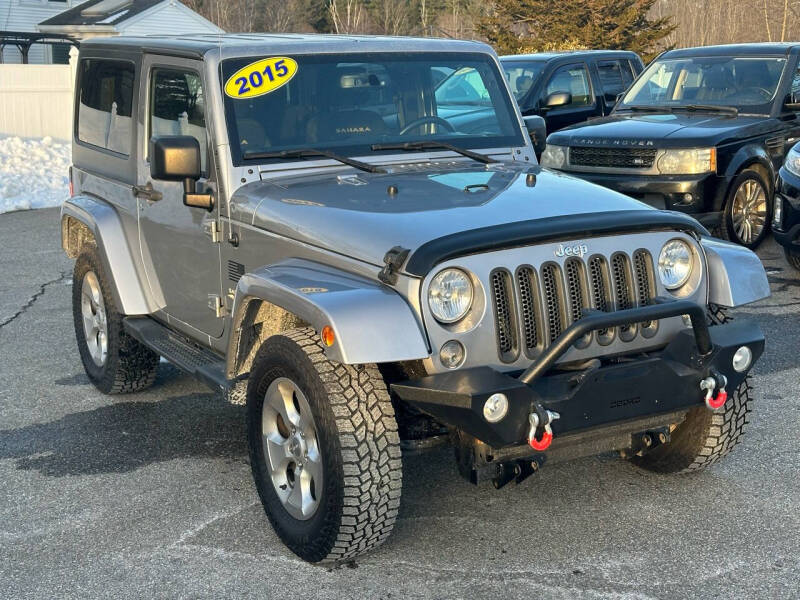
[123,316,230,392]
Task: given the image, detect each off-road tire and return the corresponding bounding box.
[784,247,800,271]
[631,306,752,473]
[719,169,771,249]
[72,245,159,394]
[247,327,402,563]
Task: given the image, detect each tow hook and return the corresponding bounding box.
[528,407,560,451]
[700,369,728,411]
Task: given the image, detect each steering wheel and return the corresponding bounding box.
[399,116,455,136]
[739,87,773,101]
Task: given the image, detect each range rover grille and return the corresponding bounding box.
[490,250,657,362]
[570,147,657,169]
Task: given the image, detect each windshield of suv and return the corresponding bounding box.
[500,61,546,100]
[620,56,787,114]
[220,52,524,164]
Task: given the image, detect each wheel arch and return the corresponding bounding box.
[225,259,430,379]
[61,196,162,315]
[716,145,776,211]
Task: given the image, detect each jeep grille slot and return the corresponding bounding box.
[540,263,566,344]
[516,266,539,355]
[633,250,656,327]
[569,147,657,169]
[611,253,635,337]
[490,269,518,362]
[588,256,612,339]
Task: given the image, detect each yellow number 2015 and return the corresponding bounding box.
[224,57,298,99]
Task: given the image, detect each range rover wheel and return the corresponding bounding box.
[72,245,159,394]
[630,306,751,473]
[720,169,771,248]
[784,247,800,271]
[246,327,402,563]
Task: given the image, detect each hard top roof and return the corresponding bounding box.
[661,42,800,59]
[80,33,493,57]
[500,49,640,62]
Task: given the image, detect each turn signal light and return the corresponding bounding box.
[321,326,335,347]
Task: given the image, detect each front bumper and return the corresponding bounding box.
[391,300,764,450]
[559,170,728,227]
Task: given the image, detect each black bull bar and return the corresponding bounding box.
[391,299,764,449]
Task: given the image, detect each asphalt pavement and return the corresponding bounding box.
[1,207,799,599]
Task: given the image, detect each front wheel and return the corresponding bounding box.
[247,328,402,563]
[630,307,751,473]
[720,169,771,248]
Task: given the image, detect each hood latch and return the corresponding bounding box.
[378,246,410,285]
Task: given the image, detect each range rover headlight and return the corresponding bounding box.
[428,268,473,323]
[784,144,800,178]
[657,148,716,175]
[540,145,567,169]
[658,239,693,290]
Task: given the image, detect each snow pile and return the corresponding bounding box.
[0,136,71,214]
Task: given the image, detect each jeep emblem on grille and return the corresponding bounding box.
[554,243,588,258]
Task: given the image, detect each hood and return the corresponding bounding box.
[230,162,659,270]
[549,112,776,148]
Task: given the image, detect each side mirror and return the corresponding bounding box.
[543,91,572,109]
[615,92,625,104]
[150,136,214,210]
[523,115,547,156]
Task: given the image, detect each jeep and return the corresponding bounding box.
[61,34,770,564]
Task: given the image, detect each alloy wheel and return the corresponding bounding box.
[80,271,108,367]
[731,179,767,245]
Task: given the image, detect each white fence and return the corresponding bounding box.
[0,63,76,141]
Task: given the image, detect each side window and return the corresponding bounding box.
[596,60,627,103]
[545,64,592,107]
[790,66,800,105]
[149,68,207,171]
[78,59,135,155]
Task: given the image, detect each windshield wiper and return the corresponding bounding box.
[371,141,496,164]
[673,104,739,116]
[621,105,674,113]
[242,148,386,174]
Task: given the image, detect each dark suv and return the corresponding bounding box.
[542,43,800,248]
[500,50,644,133]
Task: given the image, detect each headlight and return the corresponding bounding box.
[658,239,693,290]
[540,145,567,169]
[657,148,716,175]
[428,268,474,323]
[784,145,800,178]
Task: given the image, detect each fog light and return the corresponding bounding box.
[439,340,465,369]
[483,393,509,423]
[732,346,752,372]
[683,193,694,203]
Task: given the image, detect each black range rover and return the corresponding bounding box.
[542,43,800,248]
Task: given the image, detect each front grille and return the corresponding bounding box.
[570,146,657,169]
[490,250,657,362]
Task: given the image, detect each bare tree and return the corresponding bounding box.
[329,0,367,33]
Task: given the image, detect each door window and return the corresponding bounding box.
[790,66,800,106]
[149,68,207,171]
[597,60,633,102]
[78,59,135,155]
[544,64,592,107]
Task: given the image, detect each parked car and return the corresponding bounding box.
[541,43,800,249]
[62,34,769,564]
[500,50,645,133]
[773,141,800,268]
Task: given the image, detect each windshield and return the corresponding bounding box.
[220,52,524,165]
[500,61,546,100]
[621,56,786,114]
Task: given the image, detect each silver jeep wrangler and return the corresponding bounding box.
[62,34,770,563]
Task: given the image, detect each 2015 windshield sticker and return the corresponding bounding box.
[224,57,297,99]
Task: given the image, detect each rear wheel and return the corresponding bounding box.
[72,245,159,394]
[630,306,752,473]
[784,247,800,271]
[720,169,770,248]
[247,327,402,563]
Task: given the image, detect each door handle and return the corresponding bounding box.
[133,182,163,202]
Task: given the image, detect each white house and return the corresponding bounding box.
[0,0,223,64]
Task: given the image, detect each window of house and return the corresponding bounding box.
[77,59,135,155]
[149,68,207,171]
[545,64,592,107]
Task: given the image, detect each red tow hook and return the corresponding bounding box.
[700,374,728,411]
[528,410,560,451]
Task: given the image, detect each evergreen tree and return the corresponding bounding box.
[477,0,674,60]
